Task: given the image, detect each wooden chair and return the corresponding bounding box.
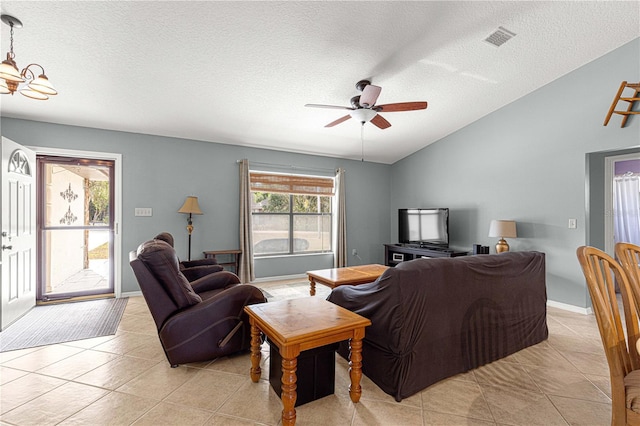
[616,243,640,304]
[576,246,640,425]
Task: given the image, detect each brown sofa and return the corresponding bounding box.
[327,251,548,401]
[130,238,266,366]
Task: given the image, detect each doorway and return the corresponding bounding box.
[36,155,115,301]
[605,152,640,256]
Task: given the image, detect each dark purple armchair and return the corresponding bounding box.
[129,238,266,366]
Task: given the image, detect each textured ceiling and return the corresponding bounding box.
[0,1,638,164]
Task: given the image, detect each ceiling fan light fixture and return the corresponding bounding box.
[350,108,377,123]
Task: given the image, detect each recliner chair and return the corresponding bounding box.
[130,238,266,366]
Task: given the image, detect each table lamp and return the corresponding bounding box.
[488,220,517,253]
[178,196,203,260]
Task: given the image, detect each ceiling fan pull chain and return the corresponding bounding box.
[361,123,364,162]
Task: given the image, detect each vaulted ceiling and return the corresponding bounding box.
[1,2,638,164]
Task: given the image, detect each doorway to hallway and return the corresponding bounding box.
[605,152,640,256]
[36,155,115,301]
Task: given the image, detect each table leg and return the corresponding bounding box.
[249,321,262,382]
[281,356,298,426]
[348,335,364,403]
[309,277,316,296]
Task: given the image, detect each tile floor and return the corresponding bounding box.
[0,279,612,425]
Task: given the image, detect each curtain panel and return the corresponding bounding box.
[614,175,640,246]
[333,168,347,267]
[239,159,254,283]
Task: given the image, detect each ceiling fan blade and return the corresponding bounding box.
[325,115,352,127]
[305,104,353,110]
[359,84,382,107]
[376,102,428,112]
[370,114,391,129]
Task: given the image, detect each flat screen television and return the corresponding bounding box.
[398,208,449,247]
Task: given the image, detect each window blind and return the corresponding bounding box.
[249,171,335,196]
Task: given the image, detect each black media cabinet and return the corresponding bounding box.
[384,243,468,267]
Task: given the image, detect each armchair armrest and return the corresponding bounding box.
[181,258,218,268]
[181,264,224,282]
[190,270,241,294]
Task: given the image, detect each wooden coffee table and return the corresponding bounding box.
[244,297,371,426]
[307,264,388,296]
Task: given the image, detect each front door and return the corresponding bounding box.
[37,156,115,301]
[1,137,36,330]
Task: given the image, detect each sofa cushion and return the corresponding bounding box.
[137,240,202,308]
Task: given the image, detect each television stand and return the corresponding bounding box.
[384,243,467,267]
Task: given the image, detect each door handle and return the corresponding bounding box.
[2,245,12,251]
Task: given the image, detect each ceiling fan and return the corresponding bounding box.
[305,80,428,129]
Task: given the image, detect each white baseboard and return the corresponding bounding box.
[120,275,307,298]
[547,300,592,315]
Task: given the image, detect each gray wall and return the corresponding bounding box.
[391,38,640,308]
[1,118,391,292]
[3,38,638,307]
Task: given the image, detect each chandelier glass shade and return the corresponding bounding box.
[0,14,57,100]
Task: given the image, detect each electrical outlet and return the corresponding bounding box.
[352,249,357,256]
[135,208,153,217]
[568,218,577,229]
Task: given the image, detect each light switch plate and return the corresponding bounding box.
[568,218,577,229]
[135,208,153,217]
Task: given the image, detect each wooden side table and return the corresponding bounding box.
[244,297,371,426]
[306,264,388,296]
[203,249,241,273]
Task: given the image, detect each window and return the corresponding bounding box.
[250,171,333,256]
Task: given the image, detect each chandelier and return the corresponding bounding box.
[0,14,57,100]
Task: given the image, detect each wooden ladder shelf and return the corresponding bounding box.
[604,81,640,127]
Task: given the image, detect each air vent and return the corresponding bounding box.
[484,26,516,47]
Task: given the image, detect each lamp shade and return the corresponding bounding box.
[20,88,48,100]
[488,220,517,238]
[0,78,9,94]
[0,58,23,82]
[178,196,203,215]
[28,74,57,95]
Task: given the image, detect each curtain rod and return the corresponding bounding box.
[236,160,338,174]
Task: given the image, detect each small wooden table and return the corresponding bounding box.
[203,249,241,273]
[244,297,371,426]
[306,264,389,296]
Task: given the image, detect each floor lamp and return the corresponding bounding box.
[178,196,203,261]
